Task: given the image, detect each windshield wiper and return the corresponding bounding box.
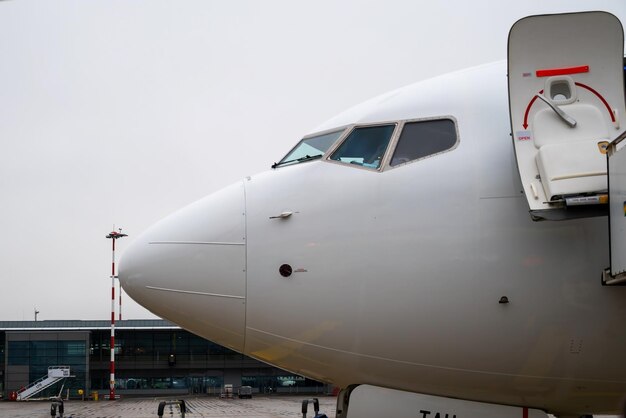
[271,154,322,169]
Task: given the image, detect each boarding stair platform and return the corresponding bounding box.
[17,366,70,400]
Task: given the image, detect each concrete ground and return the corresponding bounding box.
[0,395,337,418]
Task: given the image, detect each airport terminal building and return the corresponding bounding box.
[0,320,326,398]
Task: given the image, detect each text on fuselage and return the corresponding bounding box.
[419,410,456,418]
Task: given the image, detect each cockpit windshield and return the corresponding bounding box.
[273,129,344,168]
[329,124,395,169]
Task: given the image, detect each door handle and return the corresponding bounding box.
[269,211,293,219]
[536,94,577,128]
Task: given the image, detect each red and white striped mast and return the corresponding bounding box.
[119,280,123,321]
[106,228,127,401]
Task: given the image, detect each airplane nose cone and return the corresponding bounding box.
[119,182,246,352]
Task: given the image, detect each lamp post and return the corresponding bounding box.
[105,228,127,401]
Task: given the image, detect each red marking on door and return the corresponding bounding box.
[523,90,544,129]
[521,83,616,129]
[536,65,589,77]
[523,407,529,418]
[575,82,616,122]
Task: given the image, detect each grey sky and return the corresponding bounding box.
[1,0,624,320]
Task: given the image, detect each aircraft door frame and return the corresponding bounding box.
[605,131,626,284]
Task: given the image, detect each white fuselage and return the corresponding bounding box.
[119,61,626,416]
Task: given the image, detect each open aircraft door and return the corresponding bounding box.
[508,11,626,221]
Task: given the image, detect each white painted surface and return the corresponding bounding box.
[121,182,247,352]
[346,385,547,418]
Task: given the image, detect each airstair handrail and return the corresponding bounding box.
[18,375,47,393]
[16,365,71,400]
[608,129,626,155]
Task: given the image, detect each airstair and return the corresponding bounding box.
[17,366,70,400]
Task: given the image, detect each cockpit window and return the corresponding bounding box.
[329,124,395,169]
[275,130,345,168]
[390,119,457,166]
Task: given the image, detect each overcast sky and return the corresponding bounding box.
[1,0,625,321]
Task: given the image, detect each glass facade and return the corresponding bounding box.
[108,376,225,394]
[7,339,87,397]
[89,329,244,391]
[0,321,329,398]
[242,375,325,393]
[0,338,4,394]
[89,330,242,364]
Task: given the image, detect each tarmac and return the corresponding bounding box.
[0,395,337,418]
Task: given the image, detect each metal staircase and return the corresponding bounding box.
[17,366,70,400]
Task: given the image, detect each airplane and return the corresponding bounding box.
[119,11,626,418]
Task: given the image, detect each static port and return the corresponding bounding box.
[279,264,292,277]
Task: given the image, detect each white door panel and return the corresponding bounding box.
[508,11,625,217]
